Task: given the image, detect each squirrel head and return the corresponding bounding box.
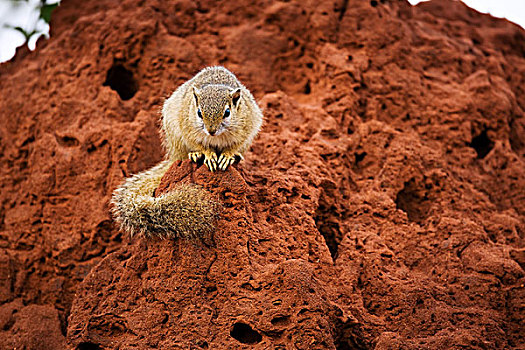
[193,85,241,137]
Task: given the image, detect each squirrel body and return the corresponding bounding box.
[162,66,263,171]
[111,66,262,238]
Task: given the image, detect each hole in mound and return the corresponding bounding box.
[304,81,311,94]
[354,152,367,167]
[77,342,101,350]
[2,318,14,331]
[103,64,138,100]
[230,322,262,344]
[334,318,368,350]
[271,315,290,326]
[395,177,432,224]
[314,180,345,261]
[317,220,341,259]
[55,135,79,147]
[470,129,493,159]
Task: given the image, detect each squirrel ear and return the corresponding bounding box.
[230,88,241,107]
[193,87,201,104]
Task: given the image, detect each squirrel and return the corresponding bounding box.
[111,66,263,239]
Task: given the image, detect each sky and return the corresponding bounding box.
[408,0,525,30]
[0,0,524,63]
[0,0,57,62]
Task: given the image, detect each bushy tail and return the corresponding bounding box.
[111,160,219,239]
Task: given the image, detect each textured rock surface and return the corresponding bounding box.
[0,0,524,349]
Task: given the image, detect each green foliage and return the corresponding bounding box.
[40,2,59,23]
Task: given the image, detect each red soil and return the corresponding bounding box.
[0,0,524,349]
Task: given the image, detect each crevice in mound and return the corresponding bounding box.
[470,129,493,159]
[395,177,432,224]
[197,340,209,348]
[103,64,138,100]
[334,319,368,350]
[316,217,341,260]
[509,118,524,156]
[77,342,101,350]
[315,180,346,261]
[0,208,4,231]
[230,322,262,344]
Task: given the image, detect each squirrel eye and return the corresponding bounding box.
[223,107,230,119]
[197,108,203,119]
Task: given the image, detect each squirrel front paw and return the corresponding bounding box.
[203,151,218,172]
[188,151,217,171]
[218,151,243,171]
[188,151,203,163]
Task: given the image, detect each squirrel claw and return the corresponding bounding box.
[189,151,217,171]
[218,152,242,171]
[204,158,216,172]
[203,152,218,172]
[188,152,203,163]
